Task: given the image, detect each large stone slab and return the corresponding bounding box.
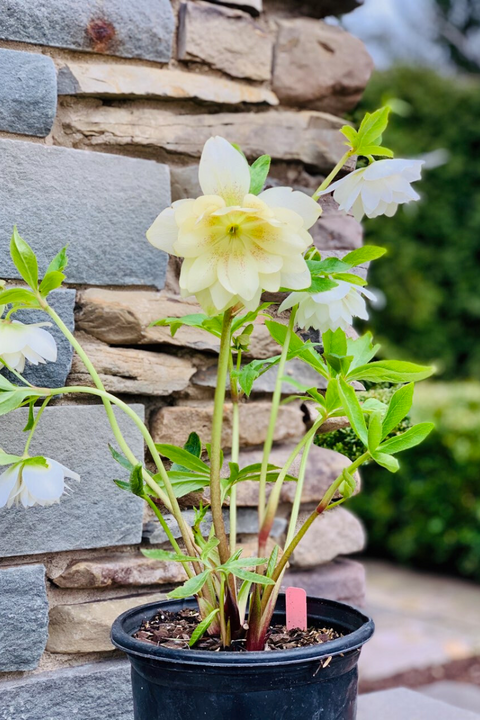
[58,61,278,106]
[0,564,48,671]
[291,507,366,568]
[0,661,133,720]
[0,405,145,557]
[273,19,373,114]
[178,1,273,81]
[47,592,166,653]
[75,288,279,359]
[358,688,480,719]
[51,553,187,588]
[151,402,305,448]
[231,444,360,507]
[0,139,170,288]
[1,288,75,389]
[69,334,196,396]
[60,105,350,173]
[284,559,366,607]
[0,0,174,62]
[0,48,56,137]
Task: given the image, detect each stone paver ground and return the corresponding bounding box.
[359,560,480,711]
[358,688,480,719]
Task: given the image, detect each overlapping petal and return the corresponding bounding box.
[320,159,423,221]
[147,136,321,313]
[279,280,375,333]
[0,320,57,372]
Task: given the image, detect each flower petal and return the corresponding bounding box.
[259,187,322,229]
[147,206,180,253]
[22,460,65,503]
[0,466,20,508]
[199,137,251,206]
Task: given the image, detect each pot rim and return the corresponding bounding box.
[111,595,375,668]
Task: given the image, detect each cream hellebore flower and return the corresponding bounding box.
[279,280,375,333]
[147,137,321,313]
[0,458,80,508]
[0,319,57,372]
[320,159,424,222]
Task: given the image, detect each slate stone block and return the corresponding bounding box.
[358,688,480,719]
[0,0,174,62]
[0,48,57,137]
[0,404,145,557]
[0,564,48,672]
[0,661,133,719]
[1,288,75,389]
[0,139,170,288]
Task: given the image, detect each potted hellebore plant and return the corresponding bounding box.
[0,108,433,720]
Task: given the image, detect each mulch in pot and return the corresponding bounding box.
[134,607,341,652]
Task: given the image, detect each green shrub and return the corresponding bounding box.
[353,67,480,380]
[350,382,480,580]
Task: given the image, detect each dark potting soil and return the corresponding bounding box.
[134,607,342,652]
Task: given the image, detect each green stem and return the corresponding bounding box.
[258,416,324,555]
[229,349,241,555]
[209,309,233,566]
[258,308,296,530]
[284,431,316,548]
[312,151,354,201]
[270,451,370,588]
[23,397,50,456]
[0,358,35,387]
[144,495,194,578]
[44,303,200,560]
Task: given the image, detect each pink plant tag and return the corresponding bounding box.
[286,587,307,631]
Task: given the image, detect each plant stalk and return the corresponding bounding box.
[312,150,354,201]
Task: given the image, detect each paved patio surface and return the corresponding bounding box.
[358,688,480,719]
[359,560,480,685]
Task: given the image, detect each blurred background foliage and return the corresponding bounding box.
[334,65,480,580]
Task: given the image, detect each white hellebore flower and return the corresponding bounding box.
[0,458,80,508]
[320,159,424,222]
[279,280,375,333]
[147,136,321,313]
[0,319,57,372]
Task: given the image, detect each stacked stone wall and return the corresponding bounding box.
[0,1,372,715]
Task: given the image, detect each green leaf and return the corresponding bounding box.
[371,451,400,473]
[360,144,394,158]
[142,548,199,563]
[265,320,329,379]
[0,390,35,416]
[189,608,220,647]
[108,444,134,472]
[155,444,210,474]
[39,271,65,297]
[356,107,390,149]
[23,401,36,432]
[0,452,22,466]
[342,245,387,268]
[347,360,435,383]
[337,377,368,445]
[226,557,269,569]
[325,379,341,414]
[338,469,356,499]
[229,568,275,585]
[249,155,271,195]
[340,124,358,145]
[167,570,211,599]
[308,258,351,274]
[10,227,38,290]
[331,272,367,286]
[151,314,222,339]
[46,246,68,274]
[323,328,347,358]
[22,456,48,469]
[367,411,383,453]
[306,277,339,294]
[378,423,434,455]
[200,537,220,561]
[381,383,414,438]
[0,288,40,307]
[130,464,145,497]
[266,545,279,579]
[346,333,381,370]
[183,432,202,459]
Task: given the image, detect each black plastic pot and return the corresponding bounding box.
[112,595,374,720]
